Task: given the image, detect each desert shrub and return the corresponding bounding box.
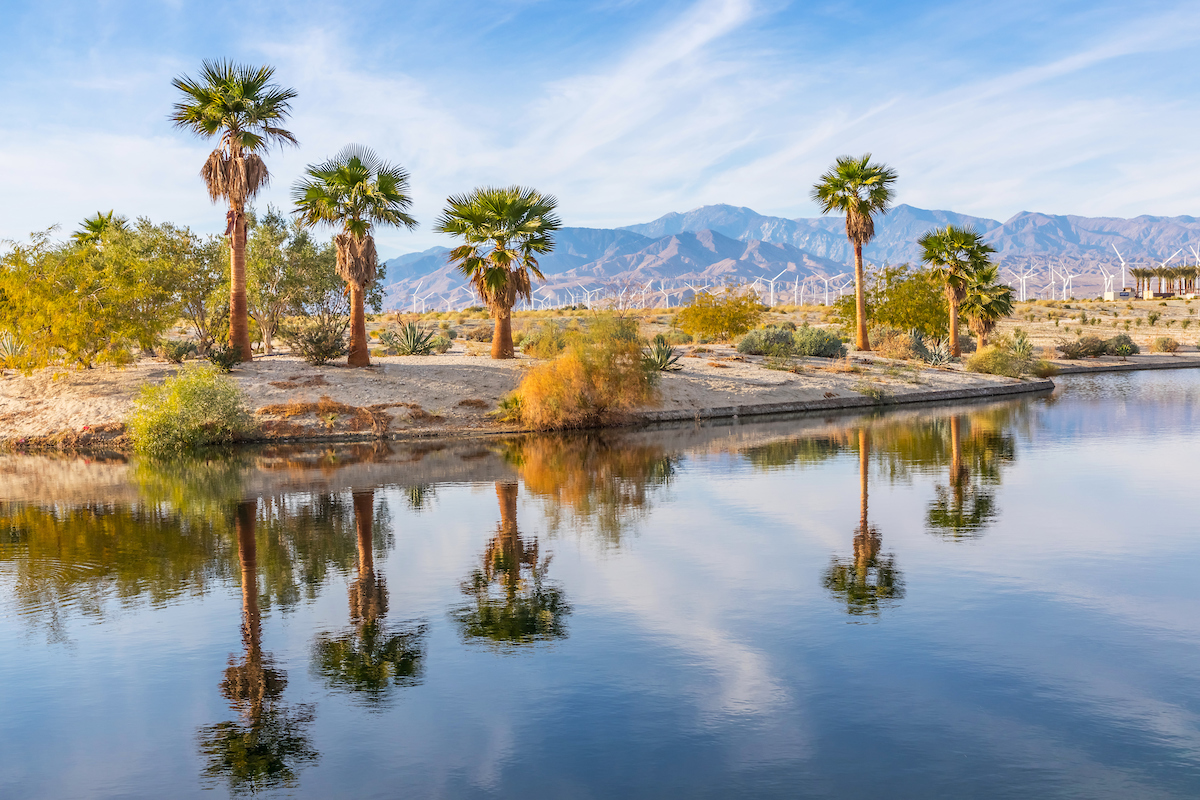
[1148,311,1161,326]
[1031,361,1060,378]
[205,342,242,373]
[1150,336,1179,354]
[521,321,567,359]
[127,365,253,456]
[644,334,683,371]
[1103,333,1139,356]
[283,318,347,365]
[966,345,1021,377]
[737,326,795,356]
[508,314,658,429]
[873,327,920,360]
[1056,335,1106,359]
[431,335,453,354]
[466,324,494,342]
[379,322,435,355]
[161,340,197,364]
[675,286,764,341]
[793,326,846,358]
[664,330,693,345]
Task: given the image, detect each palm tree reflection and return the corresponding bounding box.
[452,482,570,646]
[823,429,905,617]
[925,415,1003,540]
[311,490,427,703]
[198,499,318,795]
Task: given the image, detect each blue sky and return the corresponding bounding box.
[1,0,1198,256]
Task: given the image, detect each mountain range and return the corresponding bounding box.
[382,204,1200,308]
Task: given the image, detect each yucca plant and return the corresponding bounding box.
[644,334,683,371]
[380,322,435,355]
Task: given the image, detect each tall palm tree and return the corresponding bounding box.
[435,187,561,358]
[170,60,298,362]
[959,262,1015,347]
[918,225,996,356]
[293,145,417,367]
[811,154,898,351]
[72,210,128,245]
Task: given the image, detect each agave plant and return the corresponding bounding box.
[379,322,435,356]
[644,334,683,371]
[0,331,28,369]
[912,330,953,366]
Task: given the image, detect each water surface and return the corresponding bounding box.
[2,370,1199,799]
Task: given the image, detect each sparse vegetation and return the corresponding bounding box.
[1150,336,1179,354]
[127,365,253,455]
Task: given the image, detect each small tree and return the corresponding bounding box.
[675,286,764,341]
[918,225,996,356]
[246,207,297,355]
[960,262,1014,347]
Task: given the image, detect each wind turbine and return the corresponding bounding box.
[409,280,424,313]
[1111,244,1129,293]
[764,267,790,308]
[1057,260,1077,300]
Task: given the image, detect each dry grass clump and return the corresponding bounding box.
[873,329,920,360]
[502,315,658,429]
[457,398,490,409]
[1150,336,1179,354]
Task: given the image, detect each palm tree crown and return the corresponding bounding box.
[959,262,1015,347]
[435,187,561,358]
[810,154,898,244]
[170,60,298,207]
[72,210,129,245]
[293,144,418,288]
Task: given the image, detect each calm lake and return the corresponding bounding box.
[2,370,1199,799]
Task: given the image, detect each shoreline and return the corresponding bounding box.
[5,346,1193,455]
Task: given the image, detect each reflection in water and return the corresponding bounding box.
[504,434,676,546]
[823,429,905,617]
[312,491,428,704]
[197,500,318,795]
[452,482,570,646]
[925,413,1015,540]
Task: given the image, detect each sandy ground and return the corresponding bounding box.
[0,336,1049,446]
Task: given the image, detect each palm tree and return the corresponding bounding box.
[170,60,298,362]
[918,225,995,356]
[72,210,128,245]
[435,187,561,358]
[959,262,1015,347]
[811,154,899,351]
[293,145,417,367]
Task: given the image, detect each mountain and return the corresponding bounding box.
[382,227,844,309]
[382,204,1200,308]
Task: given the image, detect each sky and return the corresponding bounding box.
[1,0,1199,257]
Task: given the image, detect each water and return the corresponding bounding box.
[2,370,1199,799]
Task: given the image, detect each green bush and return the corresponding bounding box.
[831,263,950,339]
[675,286,764,341]
[161,340,196,364]
[127,366,253,456]
[664,330,693,345]
[737,327,795,356]
[283,317,348,365]
[205,342,242,372]
[431,335,453,354]
[1103,333,1139,356]
[793,326,846,358]
[1150,336,1179,354]
[966,345,1022,377]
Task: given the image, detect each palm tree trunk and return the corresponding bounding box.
[348,282,370,367]
[235,499,261,668]
[229,209,253,362]
[853,241,870,351]
[948,291,961,357]
[492,310,515,359]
